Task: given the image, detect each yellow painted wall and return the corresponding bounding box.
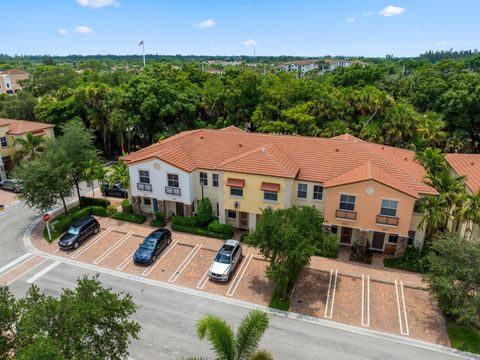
[323,179,416,237]
[223,171,288,214]
[291,180,325,214]
[194,169,220,205]
[0,126,55,160]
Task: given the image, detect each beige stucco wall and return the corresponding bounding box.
[291,180,325,214]
[323,179,417,237]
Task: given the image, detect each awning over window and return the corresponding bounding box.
[260,182,280,192]
[226,178,245,188]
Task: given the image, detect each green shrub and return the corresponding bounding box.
[384,247,424,273]
[172,215,197,227]
[121,199,133,214]
[269,291,290,311]
[106,204,118,217]
[71,207,91,222]
[171,224,231,240]
[207,219,234,238]
[447,325,480,354]
[150,212,166,227]
[195,198,213,226]
[112,212,146,224]
[80,196,110,208]
[89,206,107,217]
[315,233,340,258]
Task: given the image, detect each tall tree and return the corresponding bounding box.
[455,190,480,241]
[83,159,105,199]
[13,132,47,162]
[194,310,272,360]
[57,119,99,207]
[418,196,448,240]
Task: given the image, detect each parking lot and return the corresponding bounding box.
[31,217,449,346]
[0,189,19,210]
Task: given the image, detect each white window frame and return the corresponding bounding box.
[339,194,356,211]
[227,210,237,219]
[387,234,399,244]
[230,187,243,197]
[263,191,278,202]
[313,185,323,200]
[138,169,150,184]
[297,183,307,199]
[200,171,208,186]
[212,173,219,187]
[0,137,7,148]
[380,199,398,217]
[167,173,179,188]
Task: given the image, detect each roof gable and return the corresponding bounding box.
[446,154,480,193]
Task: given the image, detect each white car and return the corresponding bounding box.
[208,239,243,281]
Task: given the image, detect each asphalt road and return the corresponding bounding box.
[0,187,472,360]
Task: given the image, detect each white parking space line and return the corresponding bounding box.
[93,231,134,265]
[196,270,210,289]
[395,280,410,336]
[142,240,179,277]
[117,249,137,271]
[361,274,370,327]
[70,227,113,259]
[168,244,201,283]
[0,252,33,275]
[26,261,60,283]
[226,253,253,297]
[6,258,48,286]
[324,268,338,319]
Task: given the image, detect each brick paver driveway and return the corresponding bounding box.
[0,189,19,209]
[31,216,449,346]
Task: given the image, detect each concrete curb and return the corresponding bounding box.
[24,215,479,360]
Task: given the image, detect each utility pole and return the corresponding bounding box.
[139,40,145,68]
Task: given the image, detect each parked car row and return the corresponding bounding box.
[58,216,243,282]
[101,183,128,198]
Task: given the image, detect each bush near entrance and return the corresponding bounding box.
[246,206,327,310]
[80,196,110,208]
[150,212,166,227]
[112,211,146,224]
[171,216,233,239]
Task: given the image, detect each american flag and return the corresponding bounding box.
[138,40,144,46]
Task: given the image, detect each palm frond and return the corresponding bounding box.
[234,310,269,360]
[196,314,235,360]
[250,350,274,360]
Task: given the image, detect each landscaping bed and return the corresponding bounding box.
[171,216,233,240]
[383,247,425,273]
[447,325,480,354]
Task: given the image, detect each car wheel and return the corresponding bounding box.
[93,227,100,234]
[73,242,80,249]
[168,237,172,245]
[152,255,157,263]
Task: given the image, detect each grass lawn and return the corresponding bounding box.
[447,325,480,354]
[269,293,290,311]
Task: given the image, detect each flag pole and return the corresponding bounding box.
[139,40,145,68]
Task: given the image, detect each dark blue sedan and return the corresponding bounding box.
[133,229,172,265]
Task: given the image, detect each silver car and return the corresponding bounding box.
[0,179,22,193]
[208,239,243,281]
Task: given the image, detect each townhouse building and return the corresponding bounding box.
[446,153,480,241]
[123,127,438,256]
[0,69,29,95]
[0,118,55,179]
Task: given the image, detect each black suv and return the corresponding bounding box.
[58,215,100,250]
[101,183,128,198]
[133,229,172,265]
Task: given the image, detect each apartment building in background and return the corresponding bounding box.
[123,127,439,256]
[0,118,55,179]
[0,69,29,95]
[446,153,480,241]
[277,59,369,74]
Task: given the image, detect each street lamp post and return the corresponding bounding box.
[200,180,205,200]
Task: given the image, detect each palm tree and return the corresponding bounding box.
[83,160,105,198]
[193,310,273,360]
[415,147,447,178]
[13,132,47,162]
[455,190,480,241]
[107,161,129,190]
[418,196,448,241]
[417,112,446,149]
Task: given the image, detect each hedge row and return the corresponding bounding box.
[171,216,233,239]
[80,196,110,208]
[112,211,146,224]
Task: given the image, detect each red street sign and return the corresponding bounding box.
[43,213,50,222]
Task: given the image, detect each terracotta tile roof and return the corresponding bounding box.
[0,118,54,135]
[123,127,436,197]
[330,134,365,142]
[446,154,480,194]
[219,125,246,133]
[324,161,422,198]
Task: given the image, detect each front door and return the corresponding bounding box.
[340,227,352,244]
[372,232,385,250]
[239,212,248,229]
[175,202,184,217]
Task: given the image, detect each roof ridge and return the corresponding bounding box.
[214,144,269,168]
[261,143,299,178]
[359,142,433,193]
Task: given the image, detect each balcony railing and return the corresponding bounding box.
[137,182,152,192]
[165,186,181,196]
[376,214,399,226]
[336,209,357,220]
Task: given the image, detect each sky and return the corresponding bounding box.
[1,0,480,58]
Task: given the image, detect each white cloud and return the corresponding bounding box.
[197,19,216,29]
[74,26,94,34]
[379,5,406,17]
[57,28,68,35]
[345,17,355,23]
[362,11,375,16]
[76,0,120,8]
[242,38,257,46]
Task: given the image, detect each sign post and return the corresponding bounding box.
[43,213,51,240]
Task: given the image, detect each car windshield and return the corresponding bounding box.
[141,236,157,250]
[68,227,81,235]
[215,251,231,264]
